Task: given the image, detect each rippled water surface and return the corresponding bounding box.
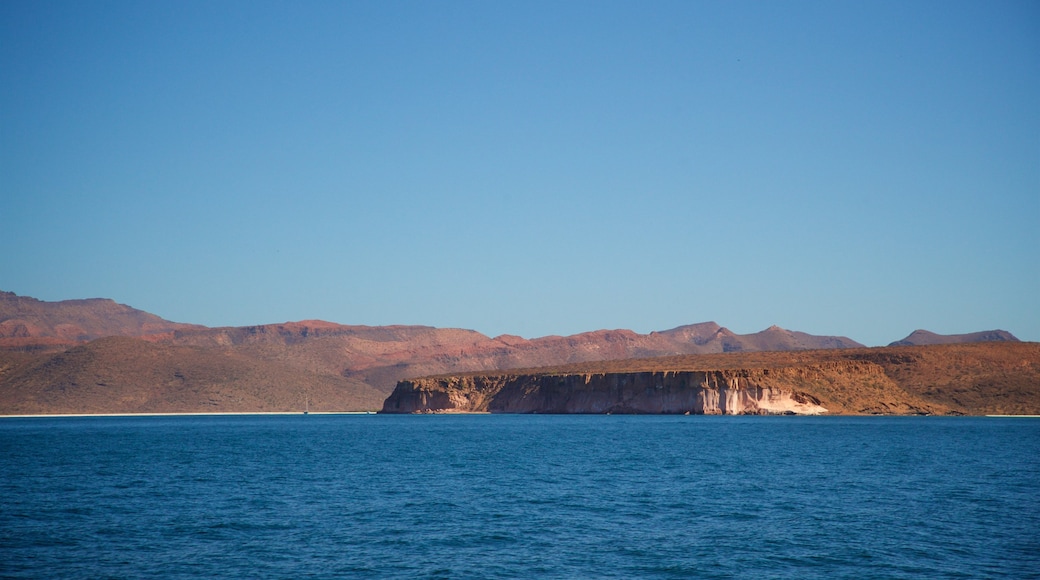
[2,415,1038,578]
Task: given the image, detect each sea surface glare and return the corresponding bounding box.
[1,415,1038,579]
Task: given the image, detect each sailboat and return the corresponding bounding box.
[304,397,309,415]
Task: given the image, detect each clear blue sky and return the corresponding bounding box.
[2,0,1038,346]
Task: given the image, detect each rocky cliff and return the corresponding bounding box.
[382,343,1040,416]
[383,370,835,415]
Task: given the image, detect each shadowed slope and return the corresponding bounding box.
[0,336,385,414]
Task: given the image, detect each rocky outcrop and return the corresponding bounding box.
[383,342,1040,416]
[383,369,843,415]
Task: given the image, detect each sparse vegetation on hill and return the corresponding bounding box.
[0,291,202,350]
[0,291,1033,415]
[385,343,1040,416]
[0,336,384,414]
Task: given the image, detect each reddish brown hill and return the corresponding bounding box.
[331,323,864,391]
[0,336,384,414]
[889,329,1019,347]
[849,342,1038,414]
[146,319,865,393]
[166,322,500,390]
[0,291,201,350]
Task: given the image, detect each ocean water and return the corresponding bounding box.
[1,415,1038,579]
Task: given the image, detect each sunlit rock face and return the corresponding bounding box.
[381,370,829,415]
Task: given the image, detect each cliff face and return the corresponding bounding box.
[383,369,843,415]
[383,343,1040,416]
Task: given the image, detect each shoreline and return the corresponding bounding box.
[0,411,379,418]
[3,412,1038,419]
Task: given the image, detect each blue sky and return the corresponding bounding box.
[2,0,1037,346]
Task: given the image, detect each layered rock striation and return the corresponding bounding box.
[383,368,847,415]
[9,337,1032,415]
[382,342,1040,416]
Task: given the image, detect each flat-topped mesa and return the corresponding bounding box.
[381,369,830,415]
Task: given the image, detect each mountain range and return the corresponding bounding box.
[0,291,1026,414]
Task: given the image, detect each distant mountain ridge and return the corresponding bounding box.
[1,290,1018,355]
[0,291,201,349]
[1,291,868,389]
[889,329,1019,347]
[0,291,1027,414]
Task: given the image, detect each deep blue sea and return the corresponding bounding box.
[2,415,1038,579]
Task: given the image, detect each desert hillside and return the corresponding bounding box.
[0,291,1029,414]
[0,336,384,414]
[0,291,201,350]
